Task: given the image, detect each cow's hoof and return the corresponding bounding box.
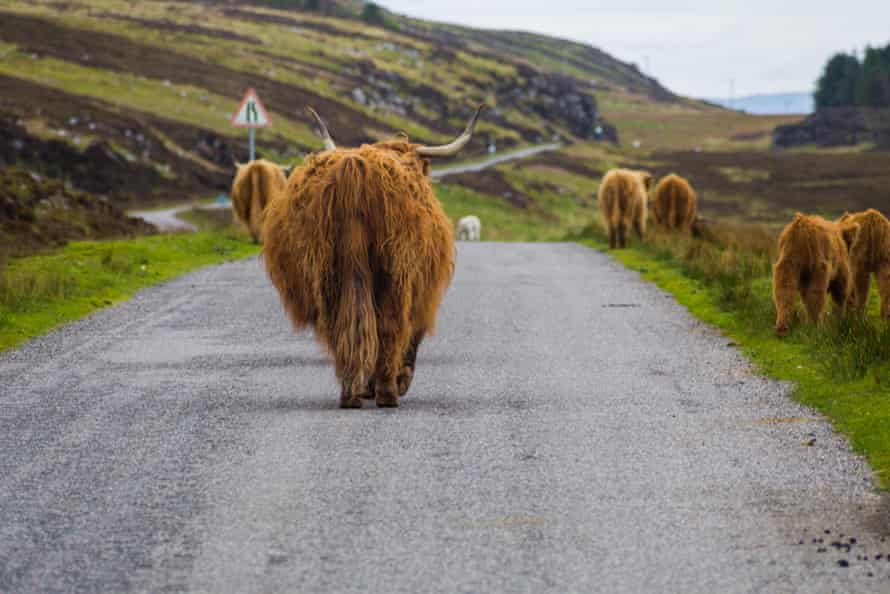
[375,390,399,408]
[397,367,414,397]
[340,395,363,409]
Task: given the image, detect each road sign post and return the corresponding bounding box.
[230,88,270,162]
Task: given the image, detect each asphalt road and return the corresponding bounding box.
[1,243,888,594]
[430,143,562,179]
[129,202,232,233]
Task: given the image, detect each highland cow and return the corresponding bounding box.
[457,215,481,241]
[263,105,485,408]
[837,208,890,318]
[231,159,288,243]
[598,169,652,249]
[652,174,697,233]
[773,213,861,337]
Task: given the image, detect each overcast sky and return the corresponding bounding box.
[376,0,890,99]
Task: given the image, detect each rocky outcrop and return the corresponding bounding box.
[0,167,155,256]
[773,108,890,149]
[498,68,617,142]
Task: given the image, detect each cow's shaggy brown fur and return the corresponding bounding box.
[598,169,652,249]
[652,174,697,232]
[837,208,890,318]
[772,213,861,337]
[231,160,287,243]
[262,140,454,408]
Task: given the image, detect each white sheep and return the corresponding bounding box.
[456,215,481,241]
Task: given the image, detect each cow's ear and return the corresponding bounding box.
[841,222,861,251]
[422,158,431,177]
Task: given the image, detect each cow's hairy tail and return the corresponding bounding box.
[328,156,378,396]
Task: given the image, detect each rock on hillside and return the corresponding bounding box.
[773,108,890,149]
[0,167,155,256]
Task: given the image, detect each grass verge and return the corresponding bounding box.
[575,224,890,490]
[0,231,259,352]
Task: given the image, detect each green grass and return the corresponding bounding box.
[0,231,259,351]
[436,182,595,241]
[576,223,890,490]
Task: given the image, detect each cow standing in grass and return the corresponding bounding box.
[263,105,485,408]
[231,159,288,243]
[652,174,697,233]
[837,208,890,318]
[598,169,652,249]
[772,213,861,337]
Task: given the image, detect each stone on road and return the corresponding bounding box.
[0,243,887,594]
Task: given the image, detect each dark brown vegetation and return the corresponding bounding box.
[0,76,240,205]
[439,169,531,208]
[0,167,154,257]
[638,149,890,222]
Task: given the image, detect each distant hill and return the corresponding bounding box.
[708,93,814,115]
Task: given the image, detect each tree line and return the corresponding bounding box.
[815,44,890,109]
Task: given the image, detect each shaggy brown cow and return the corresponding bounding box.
[263,105,485,408]
[837,208,890,318]
[652,174,697,232]
[231,159,288,243]
[773,213,861,337]
[598,169,652,249]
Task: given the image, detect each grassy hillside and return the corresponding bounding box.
[0,0,677,208]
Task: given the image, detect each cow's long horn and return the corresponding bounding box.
[417,104,486,157]
[306,106,336,151]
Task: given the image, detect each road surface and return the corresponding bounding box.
[430,143,562,179]
[129,201,231,232]
[1,243,888,593]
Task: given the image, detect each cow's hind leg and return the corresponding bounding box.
[854,269,872,313]
[358,377,376,400]
[397,332,424,397]
[373,284,411,408]
[632,217,644,241]
[876,264,890,320]
[803,263,830,325]
[339,381,364,409]
[617,222,628,249]
[773,257,798,337]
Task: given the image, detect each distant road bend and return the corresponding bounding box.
[128,201,231,233]
[129,143,563,231]
[0,242,888,593]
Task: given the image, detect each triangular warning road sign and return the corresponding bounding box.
[231,88,270,128]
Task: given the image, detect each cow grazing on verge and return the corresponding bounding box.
[457,215,481,241]
[263,105,485,408]
[773,213,861,337]
[837,208,890,318]
[598,169,652,249]
[231,159,288,243]
[652,174,697,233]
